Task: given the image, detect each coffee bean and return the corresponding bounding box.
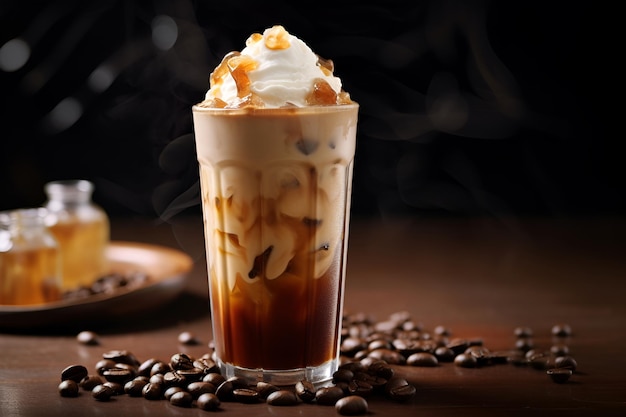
[177,331,199,345]
[454,353,477,368]
[150,361,171,376]
[368,348,406,365]
[341,337,367,356]
[137,358,158,377]
[555,356,578,372]
[233,388,260,403]
[92,384,114,401]
[61,364,88,383]
[203,373,226,387]
[407,352,438,367]
[348,379,374,397]
[164,386,184,401]
[550,344,570,357]
[58,380,79,397]
[315,386,345,405]
[95,359,116,375]
[163,371,186,387]
[547,368,572,383]
[103,381,124,395]
[514,326,533,338]
[551,323,572,337]
[256,382,280,399]
[368,339,392,351]
[295,380,316,402]
[336,395,369,416]
[142,382,163,400]
[515,338,534,352]
[434,347,455,362]
[79,375,103,391]
[124,378,148,397]
[102,367,133,384]
[194,357,219,374]
[150,374,166,385]
[169,353,194,371]
[215,380,235,401]
[76,331,99,346]
[197,393,221,411]
[446,338,470,355]
[385,377,416,402]
[333,368,354,383]
[177,367,204,383]
[367,360,394,379]
[169,390,193,407]
[102,350,140,367]
[339,361,366,373]
[187,381,216,398]
[266,390,299,406]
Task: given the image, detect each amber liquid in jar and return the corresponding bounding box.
[0,209,62,305]
[45,180,110,290]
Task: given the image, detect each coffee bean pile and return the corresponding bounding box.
[58,311,579,415]
[62,271,150,301]
[340,312,578,383]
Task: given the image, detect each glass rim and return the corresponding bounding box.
[192,102,359,115]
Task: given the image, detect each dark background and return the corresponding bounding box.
[0,0,621,221]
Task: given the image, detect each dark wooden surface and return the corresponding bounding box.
[2,215,626,416]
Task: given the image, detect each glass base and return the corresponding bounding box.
[216,357,339,387]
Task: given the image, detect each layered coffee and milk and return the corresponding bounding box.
[193,26,357,381]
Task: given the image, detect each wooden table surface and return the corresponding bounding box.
[1,214,625,416]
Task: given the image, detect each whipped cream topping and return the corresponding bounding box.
[204,25,349,108]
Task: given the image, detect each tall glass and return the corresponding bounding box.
[192,104,358,385]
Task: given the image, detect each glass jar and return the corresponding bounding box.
[0,208,62,305]
[44,180,110,290]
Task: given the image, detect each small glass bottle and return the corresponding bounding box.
[44,180,110,290]
[0,208,62,305]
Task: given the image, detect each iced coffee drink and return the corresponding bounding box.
[193,26,358,385]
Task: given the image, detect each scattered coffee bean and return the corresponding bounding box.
[515,338,534,352]
[170,390,193,407]
[79,375,103,391]
[547,368,572,383]
[256,381,279,399]
[169,353,194,371]
[163,386,184,401]
[102,350,140,367]
[150,361,171,376]
[76,330,99,346]
[407,352,438,367]
[92,384,114,401]
[514,326,533,338]
[142,382,163,400]
[266,390,299,406]
[336,395,369,415]
[215,380,235,401]
[187,381,216,398]
[333,368,355,383]
[103,381,124,395]
[316,386,345,405]
[454,353,477,368]
[137,358,158,377]
[295,380,316,402]
[163,371,186,387]
[197,392,221,411]
[348,379,374,397]
[124,378,148,397]
[61,364,88,383]
[233,388,260,403]
[177,331,199,345]
[555,356,578,372]
[102,367,133,384]
[58,380,79,397]
[551,324,572,337]
[94,359,116,375]
[434,346,456,362]
[204,372,226,387]
[550,344,570,357]
[385,377,416,402]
